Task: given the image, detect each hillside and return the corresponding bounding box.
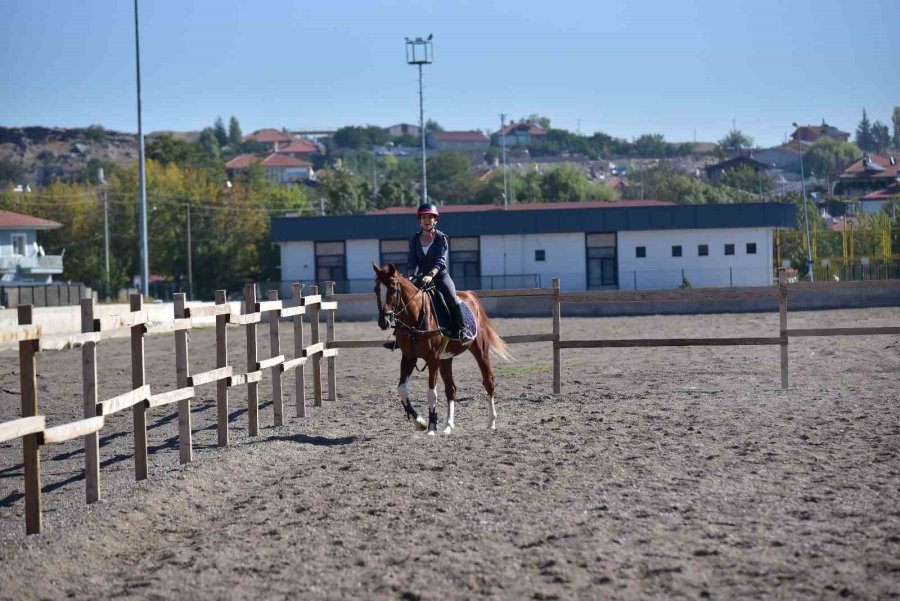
[0,126,139,185]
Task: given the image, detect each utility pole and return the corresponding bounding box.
[500,113,509,210]
[134,0,150,296]
[406,36,433,205]
[186,202,193,300]
[98,169,110,292]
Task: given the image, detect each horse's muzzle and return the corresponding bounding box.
[378,311,395,330]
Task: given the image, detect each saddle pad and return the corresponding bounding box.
[427,292,477,341]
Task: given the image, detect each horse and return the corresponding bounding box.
[373,262,511,434]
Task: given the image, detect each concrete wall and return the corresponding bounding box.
[481,233,586,291]
[618,228,773,289]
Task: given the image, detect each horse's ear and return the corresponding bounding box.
[387,263,397,276]
[372,261,381,274]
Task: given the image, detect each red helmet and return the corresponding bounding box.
[416,202,439,217]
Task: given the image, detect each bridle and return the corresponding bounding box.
[375,276,443,337]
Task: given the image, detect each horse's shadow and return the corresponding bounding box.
[253,433,356,447]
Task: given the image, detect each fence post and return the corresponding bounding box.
[552,278,561,394]
[130,293,148,481]
[81,297,100,504]
[268,289,284,426]
[174,293,192,464]
[245,283,259,436]
[215,290,229,446]
[778,271,789,390]
[18,305,42,534]
[325,281,337,403]
[292,283,306,417]
[309,285,323,407]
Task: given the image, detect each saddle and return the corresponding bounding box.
[422,286,477,343]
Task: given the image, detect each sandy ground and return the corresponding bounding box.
[0,307,898,600]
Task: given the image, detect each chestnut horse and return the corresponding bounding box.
[373,263,511,434]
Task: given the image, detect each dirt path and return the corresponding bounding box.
[1,308,898,600]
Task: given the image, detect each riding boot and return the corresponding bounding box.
[383,339,398,351]
[449,302,474,345]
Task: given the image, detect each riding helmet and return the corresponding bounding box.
[416,202,439,217]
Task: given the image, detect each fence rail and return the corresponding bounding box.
[0,281,340,535]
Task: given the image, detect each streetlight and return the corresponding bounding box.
[405,35,433,205]
[793,123,814,282]
[499,113,510,210]
[134,0,149,295]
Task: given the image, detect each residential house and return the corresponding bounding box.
[790,122,851,144]
[243,128,295,151]
[226,153,314,184]
[833,153,900,212]
[491,122,549,147]
[0,210,63,283]
[272,201,795,293]
[859,183,900,215]
[704,156,770,183]
[384,123,421,138]
[752,145,803,173]
[274,139,320,159]
[427,131,490,153]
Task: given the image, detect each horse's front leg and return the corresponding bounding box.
[439,359,456,434]
[398,355,426,430]
[426,359,440,436]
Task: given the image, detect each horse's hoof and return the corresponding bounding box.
[414,417,428,431]
[442,425,453,435]
[427,430,436,436]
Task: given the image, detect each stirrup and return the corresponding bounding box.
[383,340,398,351]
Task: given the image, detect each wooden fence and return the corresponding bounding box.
[330,276,900,394]
[0,282,339,535]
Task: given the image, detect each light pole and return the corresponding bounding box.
[134,0,149,295]
[500,113,509,210]
[405,35,433,205]
[794,123,814,282]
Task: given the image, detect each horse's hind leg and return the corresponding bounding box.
[426,359,440,436]
[399,356,426,430]
[471,344,497,430]
[439,359,457,434]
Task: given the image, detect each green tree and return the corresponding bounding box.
[539,163,592,201]
[83,124,107,144]
[720,165,772,197]
[893,106,900,149]
[622,165,757,204]
[317,168,371,215]
[376,179,417,209]
[803,137,862,177]
[855,108,875,151]
[523,114,551,129]
[196,128,221,161]
[0,159,25,184]
[426,151,477,203]
[425,119,444,132]
[632,133,669,157]
[718,129,753,151]
[872,120,891,153]
[228,116,242,149]
[146,133,201,166]
[213,117,228,148]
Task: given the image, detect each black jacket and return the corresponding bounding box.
[407,229,449,275]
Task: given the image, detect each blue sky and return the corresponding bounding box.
[1,0,897,148]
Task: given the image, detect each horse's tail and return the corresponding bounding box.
[482,313,513,361]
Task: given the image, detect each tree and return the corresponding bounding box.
[632,133,669,157]
[425,119,444,132]
[893,106,900,150]
[426,151,477,203]
[523,114,551,129]
[196,128,221,160]
[855,108,875,152]
[0,159,25,184]
[803,137,861,177]
[228,116,242,149]
[146,133,201,166]
[376,179,417,209]
[720,165,772,198]
[317,168,371,215]
[213,117,228,148]
[872,120,891,154]
[539,163,592,202]
[718,129,753,152]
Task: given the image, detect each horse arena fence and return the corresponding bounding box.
[0,282,340,535]
[2,276,899,535]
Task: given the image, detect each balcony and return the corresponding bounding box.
[0,255,64,276]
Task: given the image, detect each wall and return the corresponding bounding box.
[278,241,315,282]
[617,228,774,289]
[480,233,586,291]
[346,239,379,292]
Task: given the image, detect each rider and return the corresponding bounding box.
[406,202,474,346]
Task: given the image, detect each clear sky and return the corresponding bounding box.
[1,0,897,148]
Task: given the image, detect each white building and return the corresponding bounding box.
[271,201,796,293]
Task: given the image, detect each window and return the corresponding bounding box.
[534,249,546,262]
[587,233,617,289]
[724,243,735,256]
[635,246,646,258]
[11,233,27,256]
[746,242,757,254]
[450,237,480,290]
[671,245,682,257]
[379,239,407,270]
[698,244,709,257]
[315,241,346,292]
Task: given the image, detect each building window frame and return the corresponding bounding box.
[698,244,709,257]
[746,242,757,255]
[635,246,646,258]
[724,243,735,256]
[672,245,682,258]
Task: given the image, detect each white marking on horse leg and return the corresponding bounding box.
[427,389,438,436]
[487,395,497,431]
[443,399,455,434]
[397,380,409,402]
[398,380,426,430]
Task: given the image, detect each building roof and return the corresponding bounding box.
[494,122,549,137]
[0,210,62,230]
[275,140,319,154]
[835,153,900,181]
[861,183,900,201]
[243,128,295,144]
[272,202,797,242]
[429,131,489,142]
[790,123,850,142]
[226,153,312,169]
